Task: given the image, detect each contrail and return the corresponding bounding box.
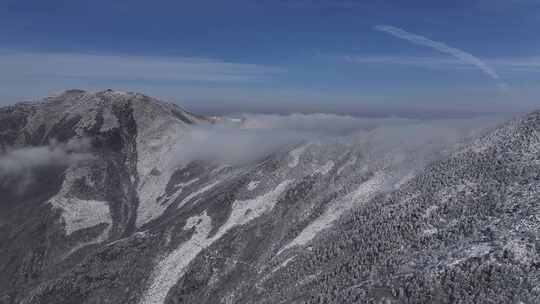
[374,25,507,90]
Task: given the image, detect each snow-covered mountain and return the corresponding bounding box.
[1,90,539,304]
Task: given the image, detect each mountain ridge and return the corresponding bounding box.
[0,91,539,304]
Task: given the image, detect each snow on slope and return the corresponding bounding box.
[140,180,292,304]
[176,180,221,209]
[157,178,199,205]
[130,94,203,227]
[48,166,112,240]
[313,160,334,175]
[139,211,213,304]
[279,173,387,254]
[336,155,357,175]
[288,145,307,168]
[134,120,186,225]
[247,180,260,191]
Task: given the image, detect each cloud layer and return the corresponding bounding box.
[172,113,504,166]
[172,125,310,166]
[0,138,92,176]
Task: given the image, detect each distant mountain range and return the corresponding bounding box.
[1,90,539,304]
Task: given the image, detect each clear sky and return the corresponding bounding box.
[1,0,539,116]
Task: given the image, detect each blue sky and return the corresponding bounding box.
[1,0,539,116]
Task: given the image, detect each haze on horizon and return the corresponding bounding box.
[1,0,539,117]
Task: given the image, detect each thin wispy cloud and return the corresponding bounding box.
[345,55,540,73]
[0,51,284,84]
[344,55,470,70]
[277,0,367,8]
[490,56,540,72]
[374,25,508,90]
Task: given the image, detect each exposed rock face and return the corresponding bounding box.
[0,90,539,304]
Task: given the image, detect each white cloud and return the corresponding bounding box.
[374,25,508,90]
[345,55,471,70]
[490,56,540,72]
[239,113,416,134]
[171,113,503,166]
[172,125,310,166]
[345,55,540,73]
[172,113,419,166]
[0,51,284,84]
[0,138,92,176]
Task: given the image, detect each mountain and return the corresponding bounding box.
[0,90,539,304]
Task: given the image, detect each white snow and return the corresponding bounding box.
[177,180,221,209]
[139,211,213,304]
[436,181,477,205]
[449,243,492,266]
[140,180,292,304]
[158,178,199,205]
[423,205,439,219]
[75,109,98,135]
[422,227,438,236]
[256,255,297,288]
[336,156,357,175]
[271,256,296,274]
[107,90,129,96]
[288,145,307,168]
[135,135,185,226]
[217,180,292,236]
[134,109,189,227]
[175,178,200,189]
[247,180,260,191]
[132,95,208,226]
[131,93,207,227]
[394,170,416,189]
[504,240,535,265]
[278,173,387,254]
[48,167,112,240]
[99,106,119,132]
[313,160,334,175]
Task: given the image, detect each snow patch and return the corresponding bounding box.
[139,211,213,304]
[134,114,189,227]
[257,255,297,287]
[436,181,477,204]
[336,156,357,175]
[271,256,296,274]
[279,173,387,254]
[48,167,112,240]
[177,180,221,209]
[218,180,292,235]
[449,243,492,266]
[288,145,307,168]
[313,160,334,175]
[158,178,199,205]
[99,106,119,132]
[75,109,98,134]
[423,205,438,219]
[140,180,292,304]
[132,94,206,227]
[504,240,536,265]
[394,170,416,189]
[247,180,260,191]
[422,227,438,236]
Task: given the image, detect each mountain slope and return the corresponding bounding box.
[0,89,206,303]
[0,91,539,304]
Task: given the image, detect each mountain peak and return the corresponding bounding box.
[1,89,208,149]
